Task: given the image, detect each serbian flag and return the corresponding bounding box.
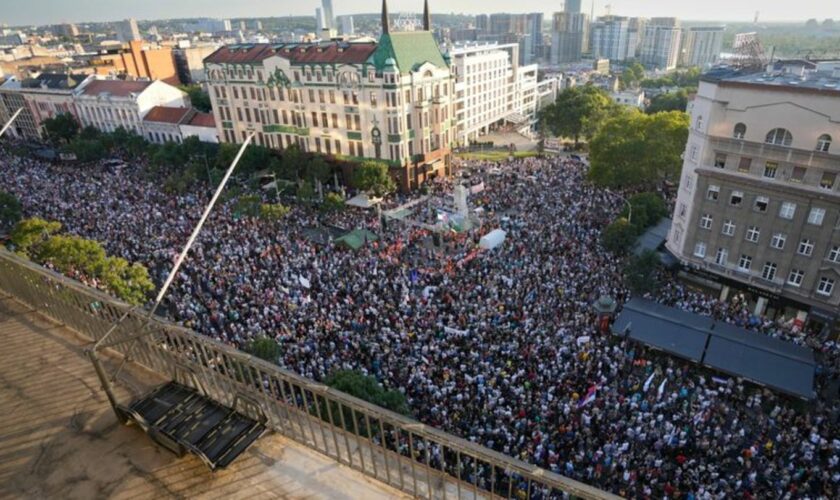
[578,385,597,408]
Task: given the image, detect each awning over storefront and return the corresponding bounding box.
[612,298,816,399]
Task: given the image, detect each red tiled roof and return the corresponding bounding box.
[82,79,152,97]
[187,111,215,128]
[143,106,191,124]
[204,42,378,66]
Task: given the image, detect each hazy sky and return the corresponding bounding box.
[4,0,834,26]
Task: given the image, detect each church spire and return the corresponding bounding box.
[381,0,390,35]
[423,0,431,31]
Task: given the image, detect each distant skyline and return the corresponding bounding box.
[4,0,835,27]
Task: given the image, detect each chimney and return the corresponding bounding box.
[381,0,390,35]
[423,0,431,31]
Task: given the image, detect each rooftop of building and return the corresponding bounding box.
[19,72,89,91]
[81,78,152,97]
[0,295,408,500]
[701,64,840,95]
[142,105,191,124]
[204,31,448,75]
[187,111,215,128]
[204,41,378,66]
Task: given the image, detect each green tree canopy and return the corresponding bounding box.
[321,192,345,212]
[624,250,662,294]
[247,336,282,362]
[621,192,669,231]
[600,218,638,255]
[325,370,409,415]
[539,85,616,146]
[259,203,290,221]
[9,217,62,256]
[277,144,305,180]
[646,90,689,114]
[589,110,688,189]
[307,156,332,185]
[621,62,645,89]
[0,191,22,233]
[43,112,80,143]
[351,161,396,196]
[179,84,212,113]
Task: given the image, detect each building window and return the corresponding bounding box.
[733,123,746,139]
[370,92,378,107]
[779,202,796,220]
[745,226,760,243]
[828,245,840,263]
[790,166,806,183]
[820,172,837,190]
[765,128,793,146]
[816,134,832,153]
[738,157,752,173]
[722,219,736,236]
[714,153,727,168]
[715,248,728,265]
[763,162,778,179]
[707,185,720,201]
[788,269,804,287]
[730,191,743,206]
[738,254,752,271]
[695,115,703,130]
[753,196,769,212]
[798,239,814,256]
[678,203,687,218]
[817,277,835,296]
[761,262,777,281]
[689,144,698,161]
[808,208,826,226]
[770,233,787,250]
[699,214,713,229]
[694,242,707,258]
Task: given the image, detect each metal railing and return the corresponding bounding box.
[0,249,618,500]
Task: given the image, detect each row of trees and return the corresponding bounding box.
[39,113,397,197]
[8,217,154,305]
[539,85,689,190]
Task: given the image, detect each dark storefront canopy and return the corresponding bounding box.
[613,298,816,399]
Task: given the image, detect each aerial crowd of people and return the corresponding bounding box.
[2,145,839,498]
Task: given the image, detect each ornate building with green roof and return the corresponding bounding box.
[203,0,454,191]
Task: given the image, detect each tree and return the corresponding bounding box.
[540,85,615,147]
[325,370,409,415]
[589,110,688,189]
[321,192,345,212]
[232,195,261,217]
[259,203,290,221]
[179,84,212,113]
[624,250,662,294]
[36,234,107,275]
[0,191,22,233]
[296,180,315,201]
[277,144,304,180]
[351,161,396,196]
[647,90,689,114]
[622,192,668,231]
[247,336,282,362]
[600,218,638,255]
[621,62,645,89]
[98,257,154,305]
[43,112,79,143]
[307,156,332,185]
[67,138,107,163]
[9,217,62,256]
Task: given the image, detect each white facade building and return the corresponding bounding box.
[640,18,681,71]
[611,89,645,108]
[451,43,555,144]
[589,17,632,62]
[76,79,189,135]
[680,27,725,68]
[116,18,141,43]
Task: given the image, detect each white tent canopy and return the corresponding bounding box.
[346,193,383,209]
[479,229,507,250]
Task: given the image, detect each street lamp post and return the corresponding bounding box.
[0,107,23,139]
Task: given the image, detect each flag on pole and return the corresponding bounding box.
[643,372,656,392]
[578,385,598,408]
[657,379,667,399]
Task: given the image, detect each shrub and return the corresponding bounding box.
[601,218,638,255]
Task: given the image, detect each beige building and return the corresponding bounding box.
[75,78,189,135]
[667,66,840,334]
[203,1,454,191]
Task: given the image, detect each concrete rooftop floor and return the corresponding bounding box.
[0,295,407,500]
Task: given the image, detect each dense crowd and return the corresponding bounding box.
[2,146,839,498]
